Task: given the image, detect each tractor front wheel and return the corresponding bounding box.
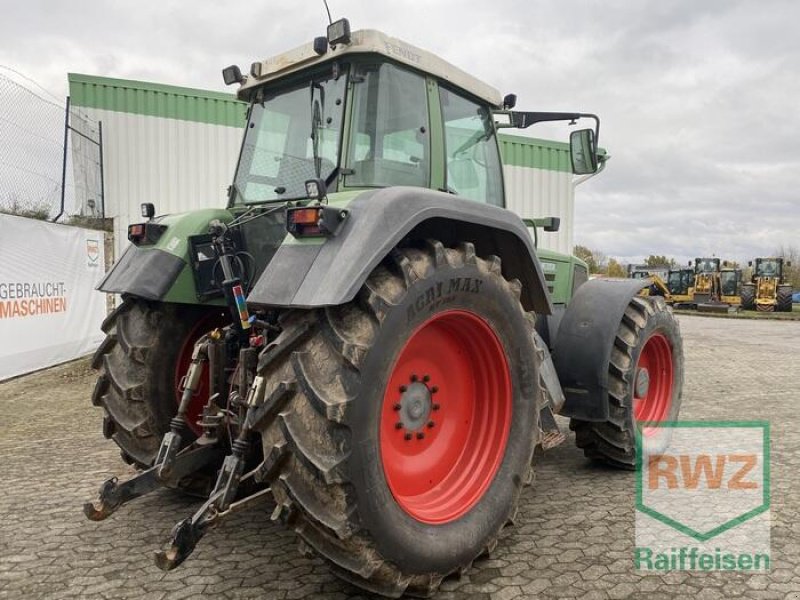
[570,296,683,469]
[253,241,540,597]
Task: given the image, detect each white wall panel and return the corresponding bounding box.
[76,107,242,258]
[503,165,574,255]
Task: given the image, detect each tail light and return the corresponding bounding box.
[286,205,348,237]
[128,222,167,245]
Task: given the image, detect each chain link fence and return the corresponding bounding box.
[0,69,103,222]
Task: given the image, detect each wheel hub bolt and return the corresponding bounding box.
[395,422,403,429]
[410,374,418,382]
[432,403,440,411]
[393,403,402,411]
[399,385,407,393]
[422,375,430,382]
[431,386,439,394]
[416,432,425,440]
[427,421,435,428]
[404,433,412,440]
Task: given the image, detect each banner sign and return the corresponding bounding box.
[0,214,107,380]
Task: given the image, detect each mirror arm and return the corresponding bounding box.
[509,112,600,145]
[522,218,539,249]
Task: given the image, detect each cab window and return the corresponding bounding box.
[346,63,429,188]
[440,87,503,206]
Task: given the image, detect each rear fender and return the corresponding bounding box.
[98,208,233,304]
[552,278,648,421]
[246,187,553,314]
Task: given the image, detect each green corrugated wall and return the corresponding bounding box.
[497,132,572,172]
[68,73,246,128]
[68,73,573,171]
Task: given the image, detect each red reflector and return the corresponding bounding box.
[128,224,145,239]
[290,208,320,225]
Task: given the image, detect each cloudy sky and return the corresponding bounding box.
[1,0,798,264]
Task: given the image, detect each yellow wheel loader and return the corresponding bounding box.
[742,258,793,312]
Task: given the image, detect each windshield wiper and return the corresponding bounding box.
[310,81,325,178]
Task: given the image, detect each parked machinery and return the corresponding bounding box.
[666,268,694,306]
[692,257,722,305]
[628,263,669,282]
[741,257,793,312]
[628,265,672,301]
[719,266,742,306]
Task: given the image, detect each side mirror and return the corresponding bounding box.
[503,93,517,109]
[537,216,561,232]
[748,261,753,267]
[222,65,244,86]
[570,128,598,175]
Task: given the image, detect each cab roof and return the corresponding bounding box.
[237,29,502,107]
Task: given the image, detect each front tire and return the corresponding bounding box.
[740,284,756,310]
[570,296,684,469]
[253,241,540,597]
[777,285,793,312]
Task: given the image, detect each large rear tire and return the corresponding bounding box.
[253,241,540,597]
[570,296,684,469]
[777,285,793,312]
[91,298,227,468]
[740,284,755,310]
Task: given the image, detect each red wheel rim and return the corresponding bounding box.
[633,332,674,437]
[380,309,512,524]
[174,312,226,436]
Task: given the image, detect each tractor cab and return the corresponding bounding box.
[209,21,605,297]
[226,22,602,210]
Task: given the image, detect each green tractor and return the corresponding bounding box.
[85,21,684,597]
[742,257,793,312]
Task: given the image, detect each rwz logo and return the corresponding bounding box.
[634,422,770,571]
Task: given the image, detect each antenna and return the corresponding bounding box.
[322,0,333,24]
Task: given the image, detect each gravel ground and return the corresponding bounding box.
[0,315,798,599]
